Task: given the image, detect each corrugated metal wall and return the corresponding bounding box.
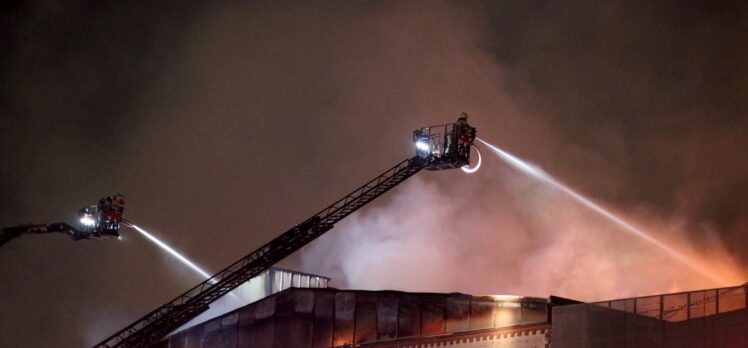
[160,288,548,348]
[174,268,330,334]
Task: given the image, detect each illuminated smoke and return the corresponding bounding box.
[127,224,217,284]
[476,138,729,285]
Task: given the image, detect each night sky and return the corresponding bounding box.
[1,1,746,347]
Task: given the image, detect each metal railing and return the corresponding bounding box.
[592,283,748,322]
[415,123,454,158]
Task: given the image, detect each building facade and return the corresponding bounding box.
[158,288,550,348]
[155,277,748,348]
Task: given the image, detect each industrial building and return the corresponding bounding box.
[152,271,747,348]
[155,275,553,348]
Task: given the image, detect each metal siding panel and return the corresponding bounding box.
[551,304,589,348]
[184,324,205,348]
[254,295,277,348]
[219,312,238,348]
[167,331,187,348]
[420,295,446,336]
[494,306,521,328]
[520,303,548,325]
[151,339,170,348]
[469,298,494,331]
[397,294,421,338]
[272,290,295,348]
[354,292,378,344]
[333,292,355,346]
[712,309,748,348]
[203,320,221,348]
[236,301,258,347]
[377,293,399,340]
[626,309,665,347]
[288,289,315,348]
[311,291,335,348]
[445,295,470,333]
[588,305,626,346]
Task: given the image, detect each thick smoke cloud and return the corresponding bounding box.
[304,164,744,300]
[1,1,746,347]
[301,0,748,299]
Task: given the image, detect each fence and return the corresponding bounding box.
[591,283,747,322]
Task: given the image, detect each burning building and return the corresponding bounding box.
[150,273,747,348]
[154,281,553,348]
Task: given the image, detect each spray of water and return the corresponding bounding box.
[126,224,217,284]
[476,137,728,285]
[124,223,244,332]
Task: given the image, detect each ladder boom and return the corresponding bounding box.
[95,156,427,347]
[1,223,82,246]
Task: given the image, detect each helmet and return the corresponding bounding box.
[459,112,468,120]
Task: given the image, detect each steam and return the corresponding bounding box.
[303,151,745,301]
[477,138,730,286]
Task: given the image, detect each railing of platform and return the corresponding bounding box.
[591,283,747,322]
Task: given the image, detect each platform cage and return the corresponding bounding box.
[78,205,97,232]
[413,122,476,170]
[78,203,121,238]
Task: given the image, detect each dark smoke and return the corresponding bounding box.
[1,1,746,347]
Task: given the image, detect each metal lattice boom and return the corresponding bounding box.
[94,156,427,347]
[0,223,80,246]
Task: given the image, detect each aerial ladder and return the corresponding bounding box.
[95,116,477,348]
[1,194,126,246]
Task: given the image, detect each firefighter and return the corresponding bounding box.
[111,194,125,213]
[450,113,472,157]
[98,194,125,232]
[456,112,469,127]
[108,194,125,229]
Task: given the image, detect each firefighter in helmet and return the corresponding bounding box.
[451,112,474,157]
[99,194,125,232]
